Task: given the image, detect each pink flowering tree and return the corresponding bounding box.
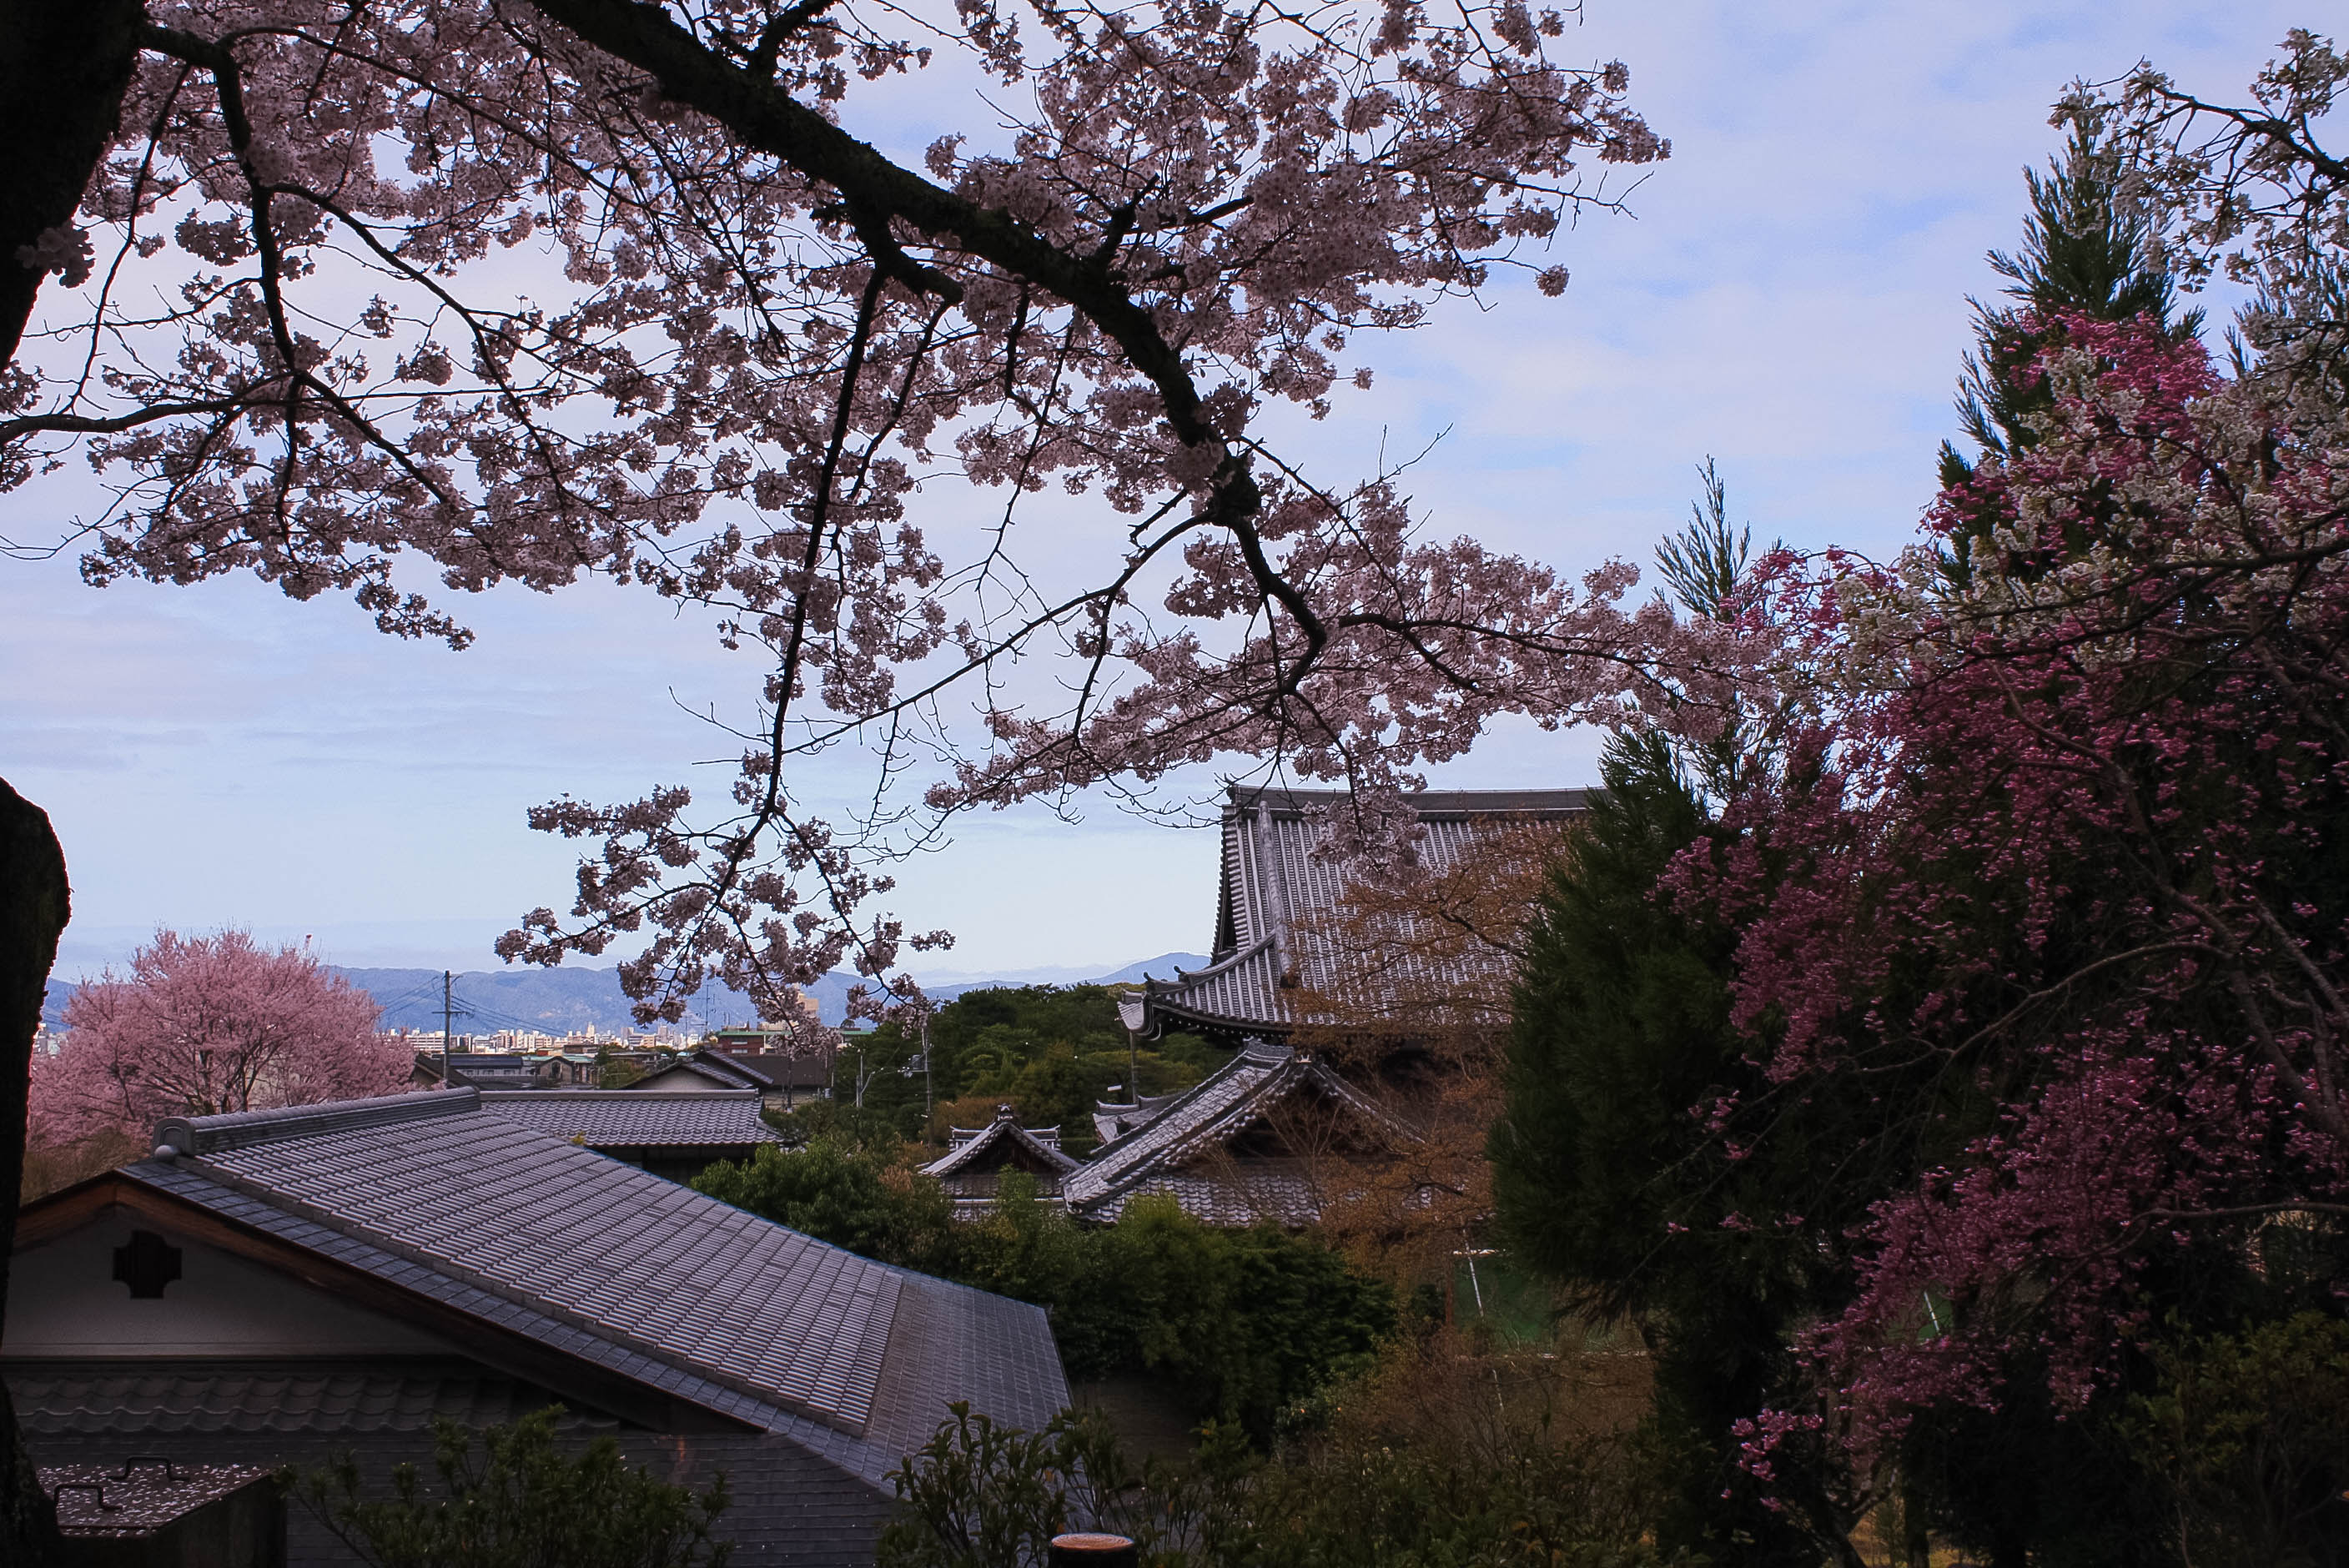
[1592,52,2349,1522]
[1693,281,2349,1493]
[32,929,403,1143]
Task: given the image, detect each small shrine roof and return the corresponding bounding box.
[1061,1041,1411,1225]
[920,1110,1081,1180]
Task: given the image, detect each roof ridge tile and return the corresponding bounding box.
[156,1088,480,1155]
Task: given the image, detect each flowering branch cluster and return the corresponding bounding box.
[1,0,1694,1022]
[1687,301,2349,1459]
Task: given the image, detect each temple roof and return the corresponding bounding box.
[1060,1040,1413,1225]
[1119,784,1589,1041]
[919,1110,1082,1182]
[1091,1091,1181,1146]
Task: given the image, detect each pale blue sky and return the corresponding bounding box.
[1,2,2314,979]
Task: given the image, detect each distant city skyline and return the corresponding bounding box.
[3,2,2304,976]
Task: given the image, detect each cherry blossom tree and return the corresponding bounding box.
[31,928,403,1143]
[0,0,1704,1034]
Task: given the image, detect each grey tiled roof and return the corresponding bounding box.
[1060,1041,1412,1225]
[1120,784,1587,1039]
[630,1049,831,1093]
[1092,1091,1180,1145]
[703,1049,834,1090]
[478,1088,786,1148]
[117,1090,1066,1490]
[921,1114,1081,1181]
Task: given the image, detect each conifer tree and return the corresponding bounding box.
[1944,112,2201,475]
[1936,113,2203,586]
[1493,478,1862,1565]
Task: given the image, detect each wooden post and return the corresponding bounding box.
[1049,1534,1138,1568]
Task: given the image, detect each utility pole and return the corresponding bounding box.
[441,970,453,1088]
[922,1013,933,1119]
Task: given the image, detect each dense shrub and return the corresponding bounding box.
[692,1137,956,1273]
[693,1153,1391,1437]
[298,1409,731,1568]
[968,1180,1394,1437]
[2120,1312,2349,1568]
[879,1339,1683,1568]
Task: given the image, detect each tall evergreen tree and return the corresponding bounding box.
[1945,112,2201,474]
[1938,113,2203,585]
[1495,731,1836,1566]
[1494,478,1869,1565]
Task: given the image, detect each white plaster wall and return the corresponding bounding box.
[4,1209,462,1358]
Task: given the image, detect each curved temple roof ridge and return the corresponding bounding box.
[1059,1038,1416,1225]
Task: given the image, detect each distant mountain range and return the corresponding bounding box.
[39,952,1211,1035]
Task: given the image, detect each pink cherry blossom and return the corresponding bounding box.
[1676,313,2349,1463]
[32,929,405,1144]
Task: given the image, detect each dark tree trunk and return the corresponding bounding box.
[0,777,71,1566]
[0,0,146,366]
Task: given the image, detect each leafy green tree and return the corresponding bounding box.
[901,986,1231,1152]
[692,1138,955,1273]
[300,1409,731,1568]
[2122,1313,2349,1568]
[1050,1194,1392,1437]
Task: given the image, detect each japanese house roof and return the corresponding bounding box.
[631,1048,831,1092]
[477,1088,787,1149]
[1118,784,1589,1041]
[1059,1040,1412,1225]
[920,1112,1082,1181]
[16,1088,1064,1492]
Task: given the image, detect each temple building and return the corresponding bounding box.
[919,1108,1082,1214]
[1063,1038,1414,1226]
[1114,785,1589,1044]
[1079,783,1590,1227]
